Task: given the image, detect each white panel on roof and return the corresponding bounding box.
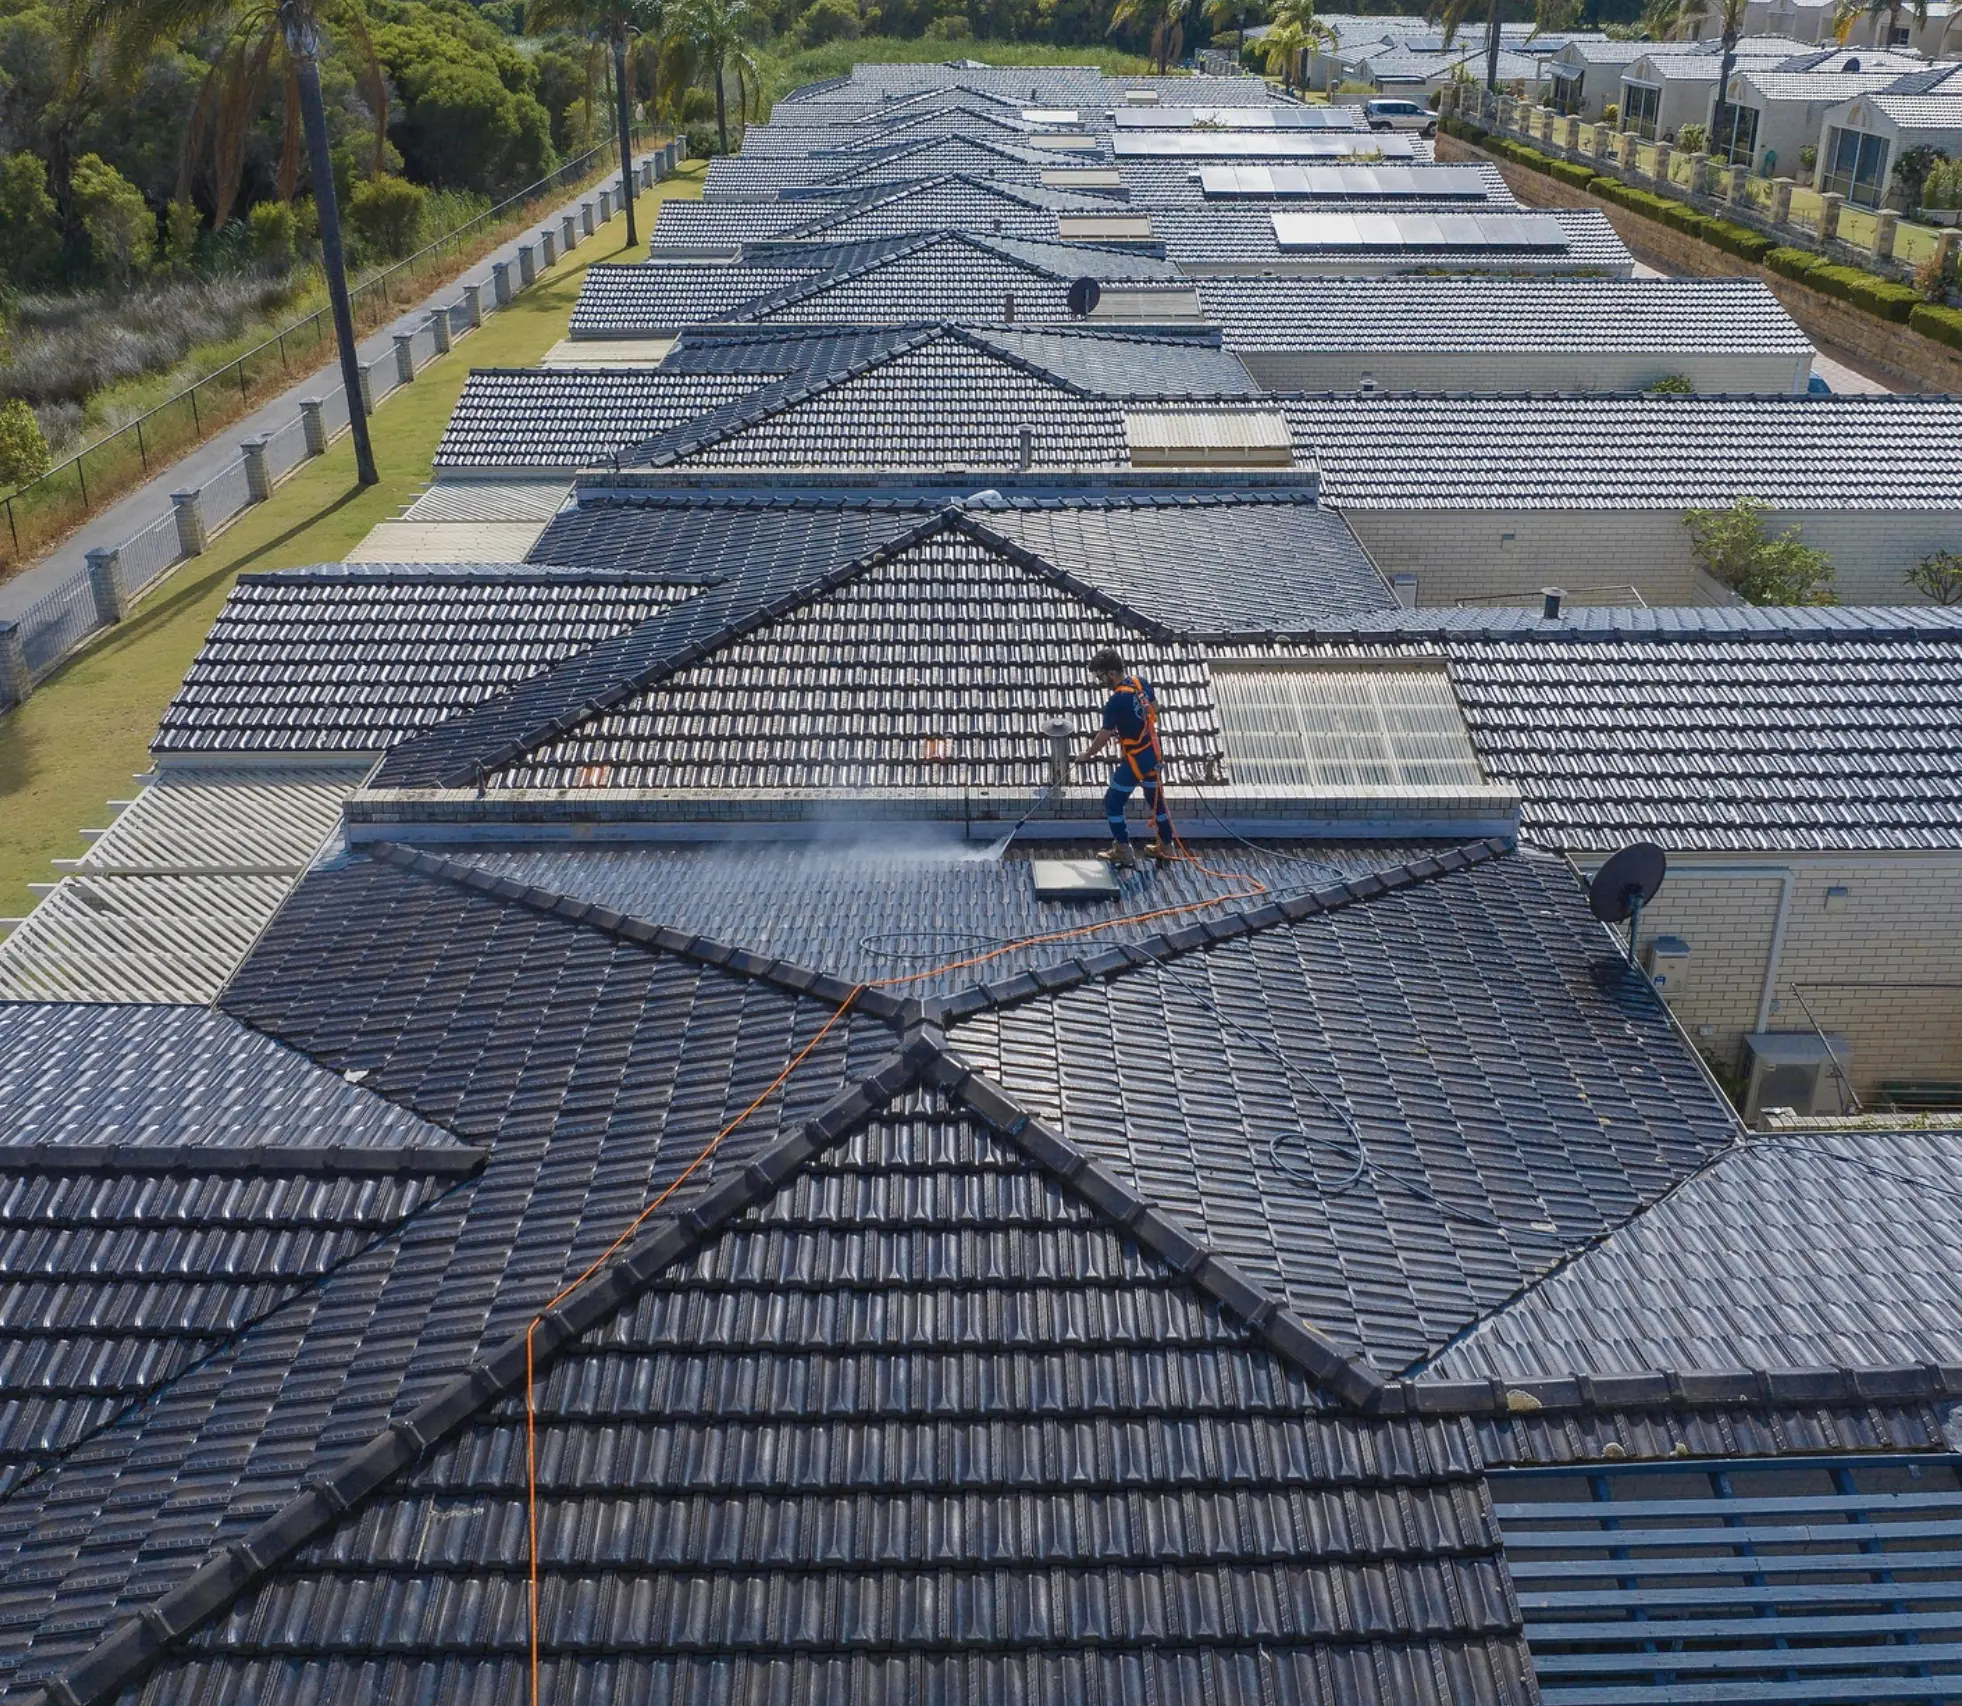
[1041,167,1123,189]
[1089,285,1206,320]
[1021,108,1079,122]
[1125,410,1293,466]
[540,336,677,367]
[1056,213,1155,241]
[1270,209,1567,250]
[1214,663,1485,792]
[1200,163,1488,199]
[345,520,551,563]
[403,481,573,522]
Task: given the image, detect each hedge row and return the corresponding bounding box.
[1912,302,1962,349]
[1766,244,1921,321]
[1448,113,1948,335]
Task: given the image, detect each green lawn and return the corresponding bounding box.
[0,160,704,920]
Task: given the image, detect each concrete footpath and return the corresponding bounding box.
[0,152,664,623]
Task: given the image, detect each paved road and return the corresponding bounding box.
[0,154,664,623]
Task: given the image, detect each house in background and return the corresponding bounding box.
[1618,39,1805,139]
[1549,37,1654,118]
[1724,51,1929,172]
[1816,77,1962,203]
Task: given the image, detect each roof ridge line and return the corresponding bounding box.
[732,231,949,319]
[630,326,944,468]
[428,508,958,786]
[1384,1361,1962,1420]
[924,1048,1384,1409]
[923,837,1512,1026]
[29,1034,940,1706]
[0,1142,485,1177]
[366,842,910,1024]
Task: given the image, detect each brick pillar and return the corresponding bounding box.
[0,624,29,707]
[561,213,578,251]
[1727,163,1748,202]
[239,435,271,502]
[1687,150,1708,194]
[429,306,452,356]
[1874,209,1899,258]
[170,488,207,557]
[580,200,596,237]
[598,187,612,222]
[491,260,512,308]
[85,546,128,625]
[1818,190,1844,241]
[1591,121,1609,159]
[539,227,556,268]
[1652,141,1672,184]
[299,397,328,456]
[1770,176,1794,223]
[393,332,416,386]
[357,361,376,417]
[517,242,536,288]
[1934,230,1960,281]
[1562,114,1580,151]
[462,282,484,328]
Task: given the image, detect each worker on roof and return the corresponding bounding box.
[1083,647,1174,870]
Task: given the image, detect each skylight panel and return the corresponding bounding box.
[1057,213,1155,241]
[1213,663,1484,791]
[1041,167,1123,189]
[1090,285,1206,320]
[1021,108,1079,123]
[1124,410,1294,467]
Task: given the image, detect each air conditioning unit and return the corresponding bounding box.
[1643,934,1691,1000]
[1743,1031,1853,1126]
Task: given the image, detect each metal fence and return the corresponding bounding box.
[1,126,661,562]
[0,137,686,713]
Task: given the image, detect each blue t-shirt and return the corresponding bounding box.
[1102,677,1158,744]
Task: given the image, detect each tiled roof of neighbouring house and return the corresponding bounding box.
[1285,392,1962,508]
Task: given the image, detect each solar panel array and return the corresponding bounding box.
[1200,164,1492,201]
[1271,210,1569,251]
[1113,130,1418,159]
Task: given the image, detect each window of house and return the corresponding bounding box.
[1212,663,1484,790]
[1822,124,1890,204]
[1715,100,1759,165]
[1622,80,1662,139]
[1492,1453,1962,1706]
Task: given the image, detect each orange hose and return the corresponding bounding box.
[521,790,1271,1705]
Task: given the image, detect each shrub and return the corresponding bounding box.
[347,175,428,260]
[1913,253,1951,302]
[1685,497,1837,606]
[1911,301,1962,350]
[1601,101,1619,125]
[683,122,729,157]
[678,86,716,123]
[0,398,50,489]
[1765,245,1823,284]
[1804,261,1920,323]
[249,200,296,269]
[1677,121,1707,153]
[1646,374,1695,393]
[162,200,200,274]
[69,153,154,285]
[797,0,861,44]
[1703,219,1776,262]
[1546,156,1596,190]
[1797,143,1817,175]
[0,153,62,288]
[1908,549,1962,605]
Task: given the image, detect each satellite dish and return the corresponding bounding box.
[1589,842,1667,924]
[1066,276,1102,318]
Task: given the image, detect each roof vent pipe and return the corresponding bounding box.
[1003,290,1016,322]
[1017,424,1034,470]
[1046,719,1074,788]
[1542,586,1566,620]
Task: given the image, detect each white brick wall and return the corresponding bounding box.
[1241,350,1808,395]
[1574,849,1962,1098]
[1345,508,1962,606]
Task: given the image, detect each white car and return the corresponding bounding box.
[1364,97,1438,136]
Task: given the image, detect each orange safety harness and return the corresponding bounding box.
[1115,672,1163,785]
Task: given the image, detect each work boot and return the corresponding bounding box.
[1144,839,1173,863]
[1098,841,1138,870]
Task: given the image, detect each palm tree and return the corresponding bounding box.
[527,0,655,249]
[1109,0,1187,72]
[1434,0,1576,95]
[1256,0,1334,94]
[1645,0,1748,161]
[1833,0,1927,48]
[74,0,380,485]
[678,0,759,155]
